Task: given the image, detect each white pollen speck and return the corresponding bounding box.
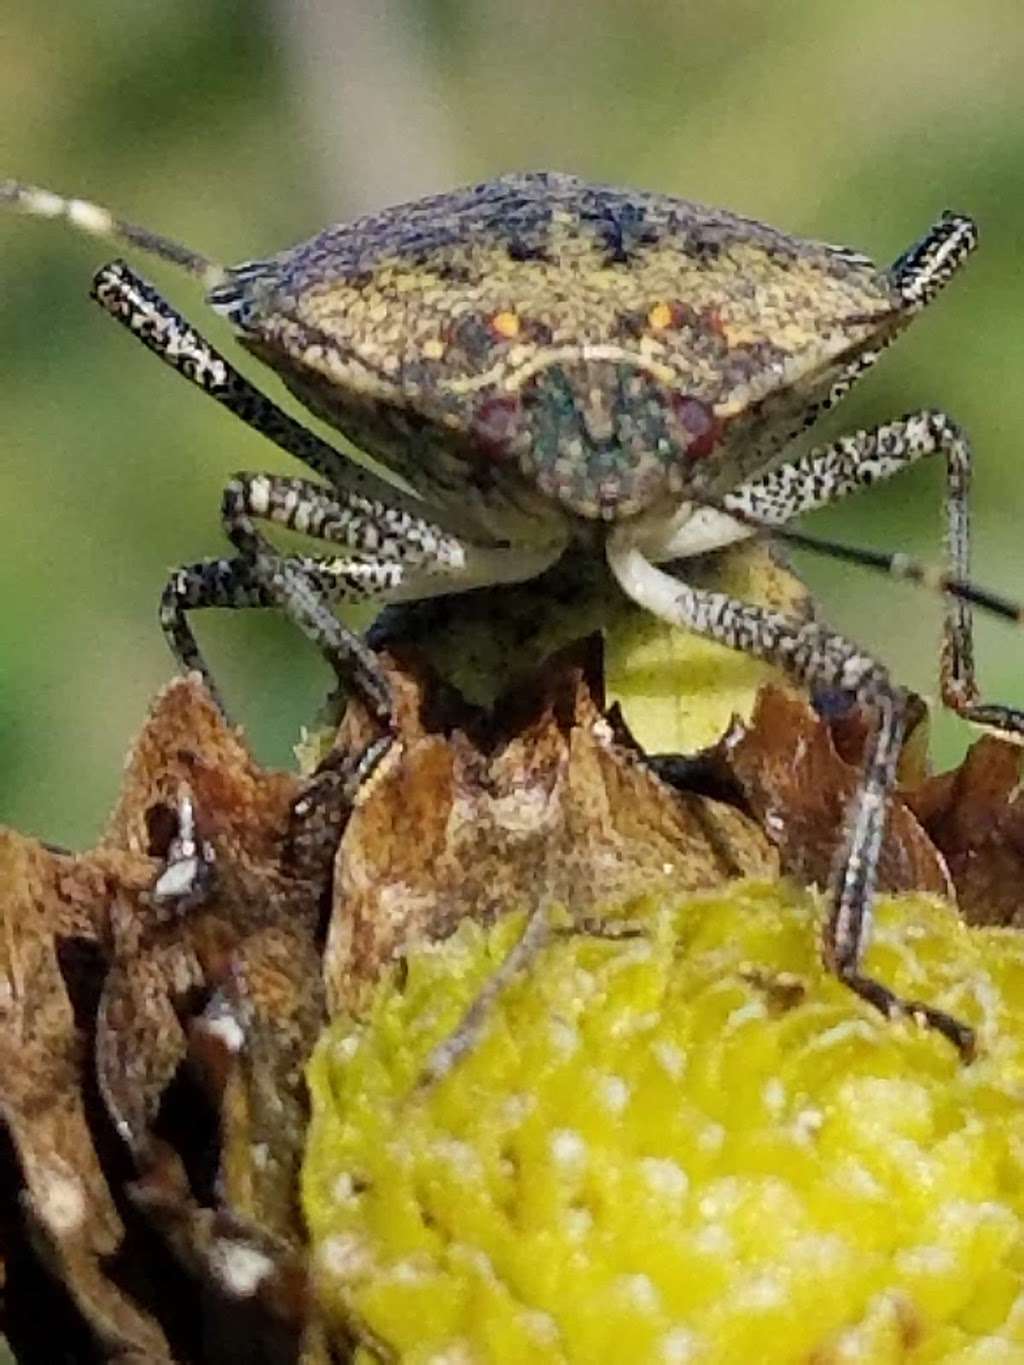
[433,1138,479,1177]
[651,1039,686,1079]
[725,1000,767,1030]
[791,1107,824,1143]
[521,1308,559,1344]
[694,1223,732,1256]
[697,1122,724,1153]
[661,1326,699,1362]
[460,1246,496,1280]
[68,198,113,234]
[501,1092,534,1124]
[564,1206,592,1241]
[762,1078,786,1115]
[833,1160,883,1199]
[573,968,596,997]
[895,1244,956,1276]
[639,1157,689,1199]
[319,1233,374,1279]
[805,1018,878,1054]
[735,1272,786,1310]
[600,1074,630,1113]
[250,1142,269,1170]
[831,1325,871,1361]
[36,1167,85,1235]
[548,1018,580,1056]
[332,1172,359,1204]
[551,1129,587,1167]
[210,1240,275,1297]
[199,1013,246,1054]
[424,1343,475,1365]
[617,1273,659,1313]
[387,1259,425,1283]
[939,1198,1016,1234]
[335,1032,361,1061]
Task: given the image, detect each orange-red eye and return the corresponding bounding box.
[672,395,719,458]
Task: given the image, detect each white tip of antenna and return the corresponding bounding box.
[66,197,115,236]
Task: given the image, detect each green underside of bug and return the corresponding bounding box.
[303,882,1024,1364]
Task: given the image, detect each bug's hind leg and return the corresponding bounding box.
[607,537,976,1056]
[719,408,1024,739]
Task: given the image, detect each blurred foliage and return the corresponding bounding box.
[1,0,1023,846]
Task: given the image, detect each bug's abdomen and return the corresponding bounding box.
[471,358,721,520]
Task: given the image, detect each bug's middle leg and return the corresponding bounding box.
[159,548,400,722]
[163,471,565,716]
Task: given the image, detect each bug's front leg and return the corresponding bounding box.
[607,537,975,1056]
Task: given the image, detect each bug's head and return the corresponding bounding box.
[463,355,723,521]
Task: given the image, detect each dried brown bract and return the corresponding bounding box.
[1,645,1022,1362]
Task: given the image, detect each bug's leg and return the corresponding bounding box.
[216,475,563,712]
[887,210,977,312]
[158,556,270,712]
[90,260,492,541]
[717,409,1024,737]
[220,471,464,571]
[163,494,563,714]
[158,551,394,722]
[417,901,553,1090]
[162,545,402,724]
[606,536,975,1056]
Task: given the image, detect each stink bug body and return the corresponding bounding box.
[3,170,1022,1054]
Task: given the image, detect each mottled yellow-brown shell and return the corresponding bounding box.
[211,172,903,519]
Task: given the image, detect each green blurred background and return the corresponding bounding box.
[2,0,1023,847]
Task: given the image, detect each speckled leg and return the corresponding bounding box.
[607,537,974,1055]
[90,260,460,530]
[160,486,557,720]
[222,471,464,569]
[158,550,397,719]
[720,409,1024,736]
[95,261,561,717]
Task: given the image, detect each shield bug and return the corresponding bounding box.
[3,170,1022,1055]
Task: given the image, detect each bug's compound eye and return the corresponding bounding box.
[670,394,720,459]
[471,394,524,458]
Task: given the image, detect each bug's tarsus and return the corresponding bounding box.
[286,732,395,884]
[605,537,1001,1054]
[821,689,976,1059]
[888,209,978,312]
[1,179,226,289]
